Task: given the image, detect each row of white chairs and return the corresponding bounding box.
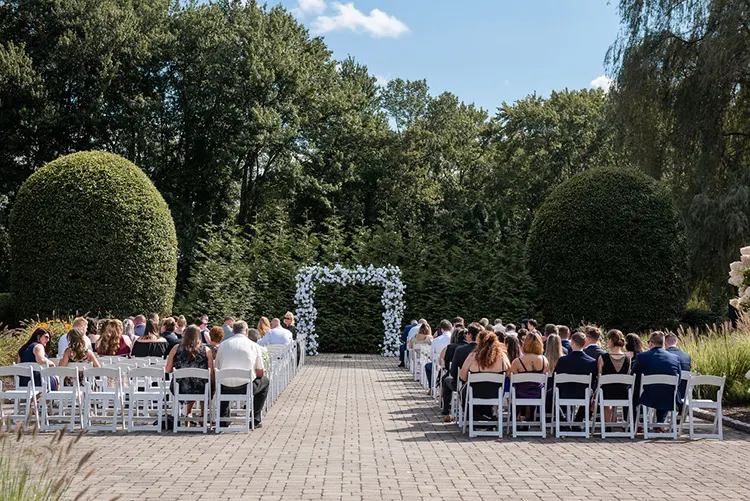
[409,350,726,440]
[0,340,302,433]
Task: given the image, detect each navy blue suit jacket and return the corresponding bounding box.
[553,351,597,399]
[561,339,572,354]
[583,344,606,360]
[632,347,681,410]
[666,346,692,400]
[400,323,418,343]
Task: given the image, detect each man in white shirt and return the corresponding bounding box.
[57,317,92,356]
[258,318,293,346]
[425,319,452,389]
[215,322,268,428]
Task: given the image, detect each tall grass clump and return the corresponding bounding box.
[679,321,750,404]
[0,423,96,501]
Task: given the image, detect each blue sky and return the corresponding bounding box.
[276,0,622,114]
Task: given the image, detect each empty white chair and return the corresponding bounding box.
[680,375,726,440]
[593,374,636,438]
[127,367,166,432]
[214,369,254,433]
[172,368,210,433]
[82,367,123,432]
[11,362,42,420]
[510,373,547,438]
[40,366,81,431]
[463,372,505,438]
[636,374,680,439]
[0,365,39,430]
[552,373,593,438]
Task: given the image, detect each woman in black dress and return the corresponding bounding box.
[597,329,631,422]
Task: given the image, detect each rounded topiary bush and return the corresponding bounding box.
[9,151,177,318]
[526,167,688,331]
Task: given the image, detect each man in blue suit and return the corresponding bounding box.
[632,331,681,422]
[665,332,692,406]
[398,320,418,367]
[551,331,597,422]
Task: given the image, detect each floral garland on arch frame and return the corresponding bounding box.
[728,246,750,313]
[294,264,406,356]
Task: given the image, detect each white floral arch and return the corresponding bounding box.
[294,264,406,356]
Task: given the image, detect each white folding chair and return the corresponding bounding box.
[127,367,166,432]
[214,369,254,433]
[552,374,592,438]
[636,374,679,439]
[0,365,39,430]
[510,373,547,438]
[146,357,166,366]
[680,375,726,440]
[40,367,81,431]
[82,367,123,432]
[463,373,504,438]
[592,374,635,438]
[172,368,210,433]
[450,368,464,426]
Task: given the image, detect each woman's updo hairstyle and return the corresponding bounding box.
[607,329,626,348]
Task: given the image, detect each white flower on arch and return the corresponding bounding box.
[294,264,406,356]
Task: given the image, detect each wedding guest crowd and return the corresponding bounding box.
[401,316,692,429]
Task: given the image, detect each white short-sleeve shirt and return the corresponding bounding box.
[57,332,92,356]
[215,335,264,387]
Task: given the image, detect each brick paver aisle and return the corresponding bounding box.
[65,354,750,500]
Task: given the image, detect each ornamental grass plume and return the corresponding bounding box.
[678,320,750,405]
[0,423,97,501]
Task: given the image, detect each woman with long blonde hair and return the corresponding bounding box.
[96,319,131,356]
[257,316,271,338]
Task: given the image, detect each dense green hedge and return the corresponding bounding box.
[0,292,14,327]
[526,167,688,331]
[9,151,177,318]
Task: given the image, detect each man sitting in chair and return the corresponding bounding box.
[550,331,597,422]
[631,331,681,423]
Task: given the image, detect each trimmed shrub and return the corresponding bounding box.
[9,151,177,318]
[526,167,688,331]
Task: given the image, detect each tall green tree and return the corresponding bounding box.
[609,0,750,304]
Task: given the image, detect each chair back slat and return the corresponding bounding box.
[172,368,209,380]
[510,373,547,384]
[598,374,634,386]
[466,372,504,384]
[554,373,591,385]
[0,366,35,378]
[215,368,253,384]
[641,374,679,386]
[689,374,725,388]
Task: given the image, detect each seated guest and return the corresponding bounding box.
[96,319,132,357]
[558,325,572,354]
[257,316,271,339]
[398,319,419,367]
[160,318,180,355]
[504,323,517,337]
[544,334,564,389]
[543,324,562,352]
[258,318,293,346]
[166,325,215,423]
[492,319,505,334]
[86,318,100,347]
[524,319,540,336]
[516,328,528,347]
[57,317,92,356]
[59,329,101,367]
[583,326,606,359]
[215,323,269,428]
[632,331,681,422]
[665,332,692,404]
[175,315,187,337]
[625,333,644,361]
[460,329,510,419]
[504,336,521,363]
[452,317,464,329]
[132,319,170,358]
[509,332,548,420]
[149,312,160,326]
[198,314,210,342]
[425,320,452,390]
[133,315,147,337]
[222,317,235,339]
[406,319,426,352]
[17,328,57,390]
[283,312,297,339]
[478,318,490,329]
[598,329,631,422]
[441,323,479,422]
[552,331,597,420]
[409,323,433,349]
[123,318,136,342]
[207,325,225,358]
[440,327,467,374]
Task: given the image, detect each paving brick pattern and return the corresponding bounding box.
[56,354,750,500]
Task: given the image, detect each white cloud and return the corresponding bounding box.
[293,0,327,17]
[590,75,613,92]
[375,75,389,87]
[312,2,409,38]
